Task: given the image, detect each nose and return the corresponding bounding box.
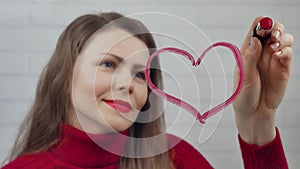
[113,70,134,94]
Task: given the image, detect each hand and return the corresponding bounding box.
[233,17,294,146]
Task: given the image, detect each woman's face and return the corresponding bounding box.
[71,28,150,134]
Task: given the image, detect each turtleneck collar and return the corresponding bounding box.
[50,124,128,168]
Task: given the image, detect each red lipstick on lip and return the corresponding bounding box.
[104,99,132,113]
[252,17,274,46]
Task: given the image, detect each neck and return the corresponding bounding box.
[68,111,120,134]
[50,123,128,168]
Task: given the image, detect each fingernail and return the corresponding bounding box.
[274,50,282,56]
[273,31,280,40]
[270,42,280,49]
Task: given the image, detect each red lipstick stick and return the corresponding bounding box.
[252,17,274,46]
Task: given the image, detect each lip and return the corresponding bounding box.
[104,99,132,113]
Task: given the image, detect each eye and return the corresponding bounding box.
[99,61,116,69]
[135,71,146,80]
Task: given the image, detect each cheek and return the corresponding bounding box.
[72,70,96,106]
[74,70,95,96]
[71,70,100,121]
[135,85,148,109]
[94,73,112,98]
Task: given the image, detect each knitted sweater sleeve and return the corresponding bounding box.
[238,127,288,169]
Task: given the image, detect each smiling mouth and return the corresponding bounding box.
[103,99,132,113]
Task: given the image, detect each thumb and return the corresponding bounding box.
[234,37,262,90]
[243,37,262,74]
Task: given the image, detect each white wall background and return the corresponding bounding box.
[0,0,299,168]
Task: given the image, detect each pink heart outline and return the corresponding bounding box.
[145,42,244,124]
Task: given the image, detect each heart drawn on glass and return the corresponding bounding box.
[145,42,244,124]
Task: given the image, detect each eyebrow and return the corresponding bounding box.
[102,52,146,69]
[102,52,124,63]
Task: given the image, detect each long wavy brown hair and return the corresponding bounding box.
[4,12,174,169]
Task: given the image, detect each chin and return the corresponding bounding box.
[110,124,131,132]
[106,117,133,132]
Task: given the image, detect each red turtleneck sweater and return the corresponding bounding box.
[1,124,288,169]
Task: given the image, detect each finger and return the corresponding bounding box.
[272,46,293,60]
[269,22,285,43]
[272,47,293,72]
[269,33,294,52]
[241,16,264,52]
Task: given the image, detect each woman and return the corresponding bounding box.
[1,12,293,169]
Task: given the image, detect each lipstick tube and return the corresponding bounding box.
[252,17,274,46]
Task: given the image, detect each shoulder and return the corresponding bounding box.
[166,133,213,169]
[1,153,53,169]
